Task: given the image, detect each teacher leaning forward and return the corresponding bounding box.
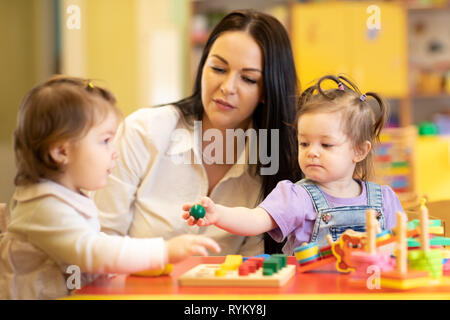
[94,9,303,255]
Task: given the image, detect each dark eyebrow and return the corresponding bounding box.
[211,54,262,73]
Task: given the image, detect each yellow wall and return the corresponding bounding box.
[0,0,55,202]
[0,0,189,202]
[61,0,139,116]
[291,1,408,97]
[61,0,189,116]
[417,136,450,202]
[0,0,37,143]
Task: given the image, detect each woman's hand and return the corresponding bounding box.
[182,196,220,227]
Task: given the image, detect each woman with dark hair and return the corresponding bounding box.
[94,9,302,255]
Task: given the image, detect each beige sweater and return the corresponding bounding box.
[0,180,167,299]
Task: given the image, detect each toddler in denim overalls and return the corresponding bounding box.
[183,74,405,255]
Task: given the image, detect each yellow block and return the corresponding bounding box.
[220,255,243,271]
[429,226,444,235]
[294,245,319,261]
[380,277,434,290]
[131,264,173,277]
[442,249,450,259]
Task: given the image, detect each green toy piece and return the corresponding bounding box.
[189,204,206,220]
[408,249,443,278]
[418,121,438,136]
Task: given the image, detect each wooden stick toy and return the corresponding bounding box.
[396,211,407,275]
[366,209,377,255]
[407,198,443,279]
[380,210,432,289]
[420,198,429,252]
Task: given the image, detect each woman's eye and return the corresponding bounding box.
[211,66,226,73]
[322,144,333,148]
[242,76,257,84]
[299,142,308,147]
[103,138,110,144]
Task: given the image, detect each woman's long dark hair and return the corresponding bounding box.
[170,10,303,253]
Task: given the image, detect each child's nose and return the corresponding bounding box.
[307,146,320,158]
[111,146,119,160]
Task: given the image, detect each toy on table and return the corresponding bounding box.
[131,263,173,277]
[380,211,431,289]
[294,208,397,274]
[189,204,206,220]
[407,199,443,278]
[178,254,296,287]
[348,210,394,281]
[294,236,336,273]
[331,229,366,273]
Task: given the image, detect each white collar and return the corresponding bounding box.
[165,119,257,179]
[13,180,98,219]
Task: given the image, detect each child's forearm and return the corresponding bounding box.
[214,205,277,236]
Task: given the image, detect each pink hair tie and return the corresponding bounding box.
[338,82,344,91]
[360,94,367,101]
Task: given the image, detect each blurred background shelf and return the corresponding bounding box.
[0,0,448,205]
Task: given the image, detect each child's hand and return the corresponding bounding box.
[166,234,221,263]
[181,196,219,227]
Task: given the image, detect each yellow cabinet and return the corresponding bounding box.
[291,1,408,98]
[417,136,450,202]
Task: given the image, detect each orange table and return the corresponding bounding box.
[67,256,450,300]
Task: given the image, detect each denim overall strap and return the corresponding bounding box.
[365,181,385,229]
[295,179,331,212]
[295,179,332,245]
[296,179,386,247]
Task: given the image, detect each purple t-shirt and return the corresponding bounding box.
[259,180,405,255]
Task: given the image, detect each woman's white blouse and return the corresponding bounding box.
[94,105,264,256]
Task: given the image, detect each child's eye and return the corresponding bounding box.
[322,144,333,148]
[103,138,110,144]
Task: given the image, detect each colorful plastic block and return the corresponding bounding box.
[380,270,432,290]
[131,263,173,277]
[294,242,320,265]
[408,249,443,278]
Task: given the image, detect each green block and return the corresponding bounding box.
[424,250,443,259]
[263,258,280,273]
[430,237,450,246]
[271,254,287,268]
[407,220,420,230]
[408,250,422,260]
[262,268,274,276]
[407,219,442,230]
[430,220,442,227]
[407,238,420,247]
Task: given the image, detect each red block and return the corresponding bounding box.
[246,258,264,270]
[244,261,257,273]
[238,265,249,276]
